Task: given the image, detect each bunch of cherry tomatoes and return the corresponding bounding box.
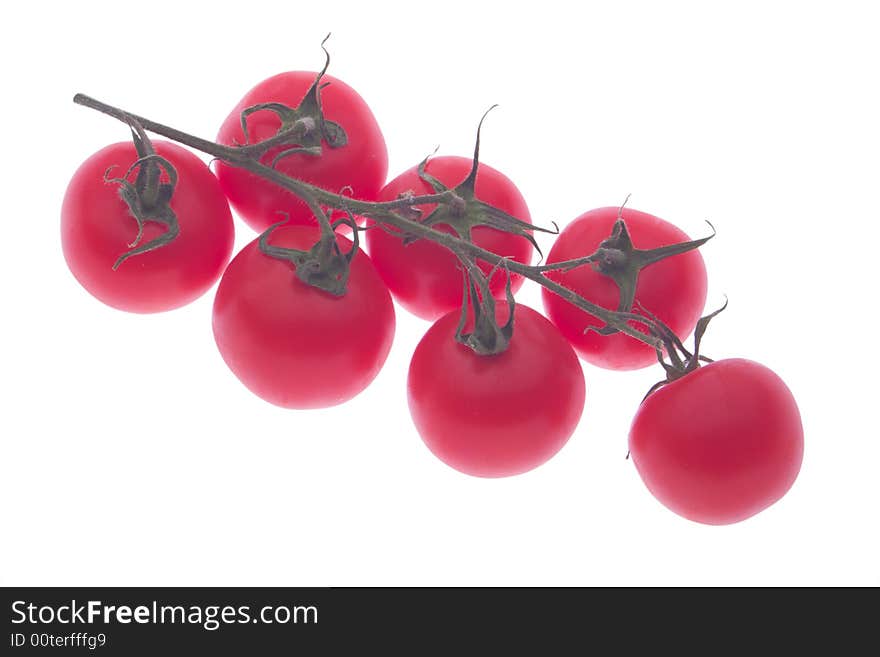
[61,50,803,526]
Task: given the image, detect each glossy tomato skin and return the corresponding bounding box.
[365,156,534,321]
[212,226,395,409]
[542,207,707,370]
[216,72,388,232]
[61,141,235,313]
[408,304,585,477]
[629,359,803,525]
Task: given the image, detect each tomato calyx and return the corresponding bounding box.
[258,213,359,296]
[586,203,714,333]
[628,300,728,399]
[400,106,557,255]
[103,120,180,270]
[454,261,516,355]
[233,35,347,166]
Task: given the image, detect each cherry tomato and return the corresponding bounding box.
[408,303,585,477]
[61,141,235,313]
[365,156,534,321]
[542,207,707,370]
[629,359,803,525]
[212,225,395,409]
[215,72,387,232]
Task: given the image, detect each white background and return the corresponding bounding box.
[1,1,877,586]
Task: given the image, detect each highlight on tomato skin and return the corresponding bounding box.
[61,140,235,314]
[541,206,708,371]
[211,225,395,410]
[366,156,534,322]
[407,303,586,478]
[627,358,804,525]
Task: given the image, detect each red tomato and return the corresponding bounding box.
[629,359,803,525]
[365,156,534,321]
[212,225,395,409]
[541,207,708,370]
[61,141,235,313]
[408,304,585,477]
[215,72,387,232]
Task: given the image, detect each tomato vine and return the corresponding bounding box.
[72,92,713,360]
[66,48,805,517]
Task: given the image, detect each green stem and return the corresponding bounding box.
[73,92,665,350]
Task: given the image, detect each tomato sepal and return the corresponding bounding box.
[103,120,181,270]
[454,262,516,356]
[234,35,348,164]
[399,107,557,257]
[586,208,715,333]
[257,212,360,297]
[613,299,728,401]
